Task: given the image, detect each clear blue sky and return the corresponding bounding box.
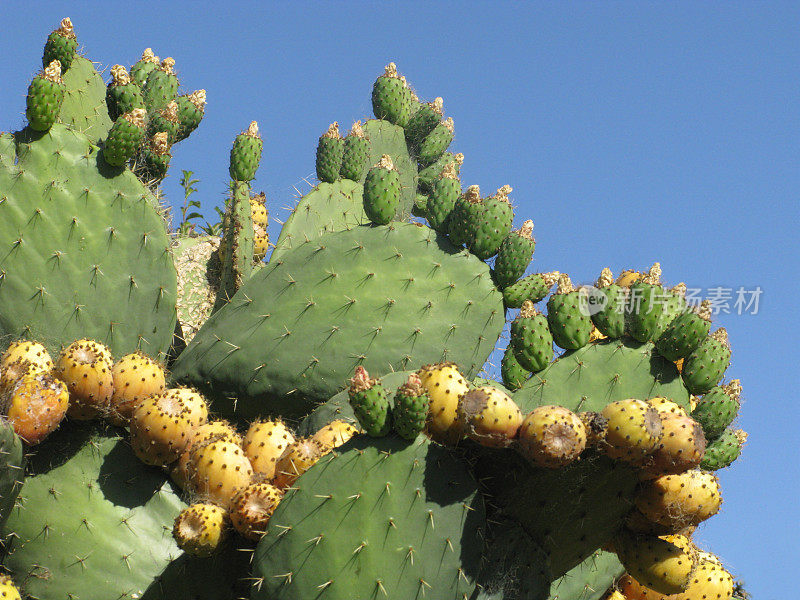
[1,2,797,597]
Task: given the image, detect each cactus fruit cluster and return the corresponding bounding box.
[0,18,751,600]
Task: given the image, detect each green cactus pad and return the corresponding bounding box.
[1,424,251,600]
[26,64,65,132]
[392,375,430,440]
[57,56,113,143]
[503,272,559,309]
[143,60,179,112]
[371,63,413,127]
[418,151,462,194]
[413,192,429,217]
[271,179,367,261]
[655,307,711,362]
[229,122,263,182]
[171,223,503,420]
[0,420,25,528]
[494,221,536,289]
[427,167,461,233]
[501,344,531,391]
[251,435,484,600]
[339,122,371,181]
[348,370,392,437]
[681,329,732,394]
[547,282,592,351]
[699,427,745,470]
[315,123,344,183]
[102,110,146,167]
[547,550,624,600]
[42,19,78,73]
[511,305,554,373]
[363,156,401,224]
[691,381,740,440]
[0,125,177,360]
[176,90,206,141]
[417,118,455,166]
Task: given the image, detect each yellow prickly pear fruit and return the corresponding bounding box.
[617,269,643,287]
[635,470,722,530]
[458,385,522,448]
[3,373,69,444]
[108,352,166,425]
[172,502,229,558]
[273,437,327,489]
[312,420,359,449]
[171,420,241,490]
[601,590,627,600]
[589,326,608,343]
[1,340,53,373]
[614,532,698,595]
[0,574,22,600]
[648,397,688,417]
[640,413,706,477]
[250,192,268,229]
[417,362,469,445]
[242,419,296,479]
[230,481,283,540]
[130,387,208,466]
[601,399,663,464]
[0,359,51,396]
[188,437,253,508]
[518,405,588,467]
[55,339,114,420]
[617,551,733,600]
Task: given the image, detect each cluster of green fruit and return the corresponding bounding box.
[0,17,751,600]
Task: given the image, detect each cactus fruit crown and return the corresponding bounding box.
[518,219,534,239]
[383,62,400,78]
[442,116,455,132]
[496,183,513,201]
[150,131,169,154]
[348,365,375,393]
[55,17,76,39]
[320,121,341,139]
[162,100,179,120]
[375,153,394,170]
[109,64,130,85]
[556,273,575,294]
[349,120,364,137]
[464,184,481,203]
[642,262,662,285]
[42,60,63,83]
[244,120,259,137]
[396,371,424,397]
[697,299,713,320]
[711,327,730,347]
[187,89,207,107]
[520,299,539,318]
[160,57,176,73]
[440,161,458,179]
[597,267,614,288]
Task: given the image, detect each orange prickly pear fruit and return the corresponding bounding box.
[55,339,114,420]
[108,351,166,425]
[242,419,296,479]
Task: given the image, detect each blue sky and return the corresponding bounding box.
[1,2,797,597]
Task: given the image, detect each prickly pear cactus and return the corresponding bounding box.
[0,126,177,360]
[0,420,25,527]
[0,424,251,600]
[171,223,504,420]
[57,56,113,142]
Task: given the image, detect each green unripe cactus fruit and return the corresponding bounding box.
[502,271,560,308]
[315,121,344,183]
[468,185,515,260]
[103,108,146,167]
[371,62,413,127]
[591,268,627,339]
[105,64,145,122]
[392,373,430,440]
[348,366,392,436]
[138,132,171,182]
[339,120,371,181]
[143,57,179,112]
[626,263,667,342]
[363,154,401,224]
[500,344,530,391]
[417,117,454,166]
[700,428,746,470]
[448,184,482,247]
[547,274,592,350]
[147,99,180,144]
[681,328,732,394]
[691,379,741,440]
[175,89,206,141]
[494,220,536,289]
[418,151,463,194]
[511,300,555,373]
[426,162,461,232]
[42,18,77,72]
[229,121,262,182]
[656,299,713,362]
[26,61,65,131]
[129,48,159,88]
[406,97,444,148]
